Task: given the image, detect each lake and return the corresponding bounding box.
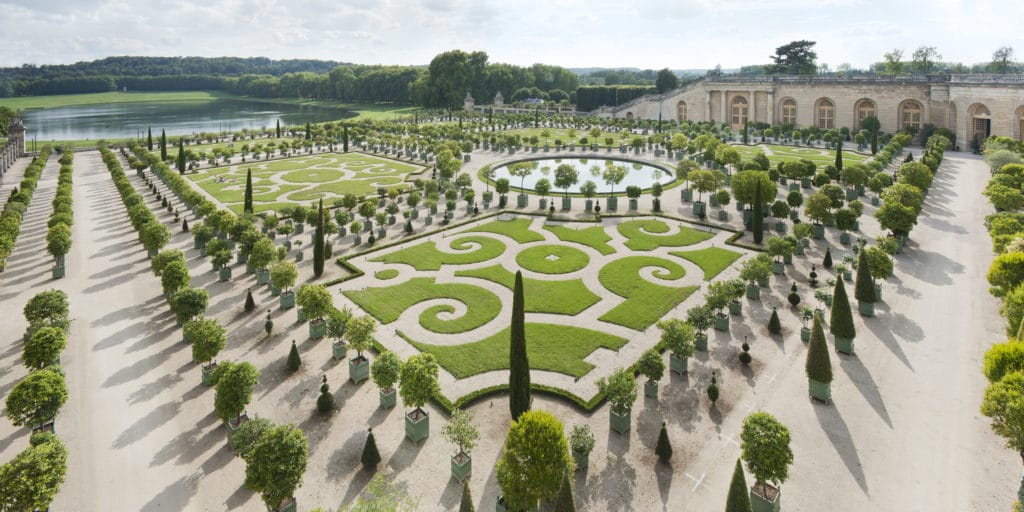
[20,98,354,142]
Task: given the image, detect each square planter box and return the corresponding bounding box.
[572,450,590,471]
[332,341,347,361]
[812,224,825,239]
[610,408,631,435]
[669,353,688,375]
[607,197,618,211]
[280,290,296,310]
[629,198,639,210]
[757,276,770,287]
[839,232,852,245]
[871,196,881,206]
[294,251,304,262]
[835,336,855,355]
[858,301,875,317]
[349,356,370,384]
[517,194,528,208]
[801,327,811,342]
[681,188,693,202]
[237,252,248,264]
[379,388,397,409]
[52,265,65,279]
[695,333,708,351]
[875,284,882,302]
[809,379,832,403]
[692,201,706,217]
[751,483,781,512]
[714,314,730,332]
[405,408,430,443]
[271,285,282,297]
[539,199,548,210]
[219,267,232,282]
[226,413,250,436]
[309,318,327,339]
[562,197,572,210]
[644,380,659,399]
[717,209,728,221]
[451,453,472,483]
[746,284,760,300]
[297,308,307,322]
[202,363,218,386]
[729,301,742,315]
[271,497,297,512]
[774,221,786,233]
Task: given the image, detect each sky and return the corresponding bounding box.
[0,0,1020,71]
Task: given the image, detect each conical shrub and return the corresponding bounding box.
[854,248,875,303]
[655,421,673,462]
[829,277,856,339]
[806,313,833,383]
[286,340,301,372]
[823,247,833,269]
[244,289,256,312]
[768,307,781,334]
[361,428,381,469]
[725,458,752,512]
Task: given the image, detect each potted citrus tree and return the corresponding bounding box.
[686,304,713,351]
[765,236,794,275]
[806,312,833,402]
[270,260,298,310]
[442,408,479,483]
[399,353,440,443]
[296,284,332,339]
[244,423,308,512]
[327,306,353,361]
[799,306,815,342]
[345,315,376,384]
[5,366,67,433]
[705,280,733,332]
[638,349,665,399]
[740,254,772,299]
[186,317,226,386]
[249,237,277,285]
[170,287,208,327]
[598,366,637,435]
[864,245,893,303]
[23,326,66,371]
[658,318,695,375]
[212,361,260,432]
[46,223,71,278]
[568,423,596,471]
[371,350,402,409]
[741,412,793,512]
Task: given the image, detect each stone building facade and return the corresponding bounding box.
[599,75,1024,149]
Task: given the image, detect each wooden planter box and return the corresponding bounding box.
[255,268,270,284]
[226,413,250,436]
[858,301,875,317]
[875,284,882,302]
[451,452,472,483]
[812,224,825,239]
[517,194,528,208]
[562,197,572,211]
[714,314,730,332]
[717,209,728,221]
[695,332,708,351]
[52,265,65,279]
[692,201,706,217]
[609,408,631,435]
[681,188,693,202]
[729,300,742,315]
[606,197,618,211]
[349,356,370,384]
[309,318,326,339]
[669,353,688,375]
[839,232,852,245]
[405,408,430,443]
[644,380,659,399]
[271,497,297,512]
[332,341,346,361]
[750,483,781,512]
[572,449,590,471]
[379,388,397,409]
[746,283,760,300]
[809,379,831,403]
[218,267,231,282]
[201,363,218,386]
[801,327,811,342]
[835,336,855,355]
[757,276,770,287]
[279,290,295,310]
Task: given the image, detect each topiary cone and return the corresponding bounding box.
[361,427,381,469]
[182,218,189,232]
[806,313,833,383]
[317,375,334,413]
[829,276,856,340]
[655,421,673,462]
[768,307,782,334]
[854,248,875,304]
[286,340,301,372]
[725,458,753,512]
[823,248,833,269]
[244,289,255,312]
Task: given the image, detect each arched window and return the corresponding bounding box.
[855,99,876,131]
[731,96,748,127]
[676,101,687,123]
[970,103,992,146]
[900,100,923,132]
[780,98,797,125]
[816,98,835,130]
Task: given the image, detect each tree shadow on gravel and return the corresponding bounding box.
[585,451,637,512]
[813,400,869,494]
[141,472,201,512]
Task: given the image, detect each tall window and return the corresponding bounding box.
[731,96,748,127]
[816,99,835,130]
[781,98,797,125]
[676,101,687,123]
[856,100,876,130]
[900,100,923,132]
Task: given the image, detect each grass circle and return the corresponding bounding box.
[516,245,590,274]
[375,269,399,280]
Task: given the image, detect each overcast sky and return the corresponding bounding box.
[1,0,1019,70]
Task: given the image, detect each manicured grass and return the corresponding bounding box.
[374,269,399,280]
[618,219,713,251]
[403,323,628,378]
[544,225,615,255]
[516,245,590,274]
[0,90,232,110]
[370,236,505,271]
[464,217,544,243]
[455,264,599,315]
[343,277,501,334]
[732,143,869,167]
[670,247,743,280]
[598,256,698,330]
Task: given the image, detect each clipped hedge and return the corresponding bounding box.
[0,146,53,268]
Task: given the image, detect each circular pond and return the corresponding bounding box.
[489,158,674,194]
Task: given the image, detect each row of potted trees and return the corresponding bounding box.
[45,150,74,278]
[0,146,52,271]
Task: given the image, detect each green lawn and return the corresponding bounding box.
[515,245,590,274]
[598,256,698,330]
[732,143,869,168]
[403,323,628,379]
[464,217,545,243]
[0,90,231,110]
[543,225,616,255]
[343,277,501,334]
[370,236,505,271]
[618,219,713,251]
[374,269,399,280]
[670,247,743,280]
[455,264,599,315]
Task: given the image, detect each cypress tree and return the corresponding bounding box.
[655,421,673,462]
[313,199,325,277]
[160,129,167,161]
[287,340,301,371]
[870,129,878,156]
[806,313,833,383]
[742,122,748,145]
[752,181,764,244]
[244,289,256,312]
[822,247,833,269]
[147,127,153,150]
[176,138,185,174]
[361,428,381,469]
[343,125,349,152]
[854,248,875,304]
[317,375,334,413]
[509,270,531,420]
[829,276,856,340]
[182,218,189,232]
[835,139,844,171]
[305,122,311,140]
[554,470,576,512]
[460,481,475,512]
[243,169,254,214]
[768,307,781,334]
[725,458,752,512]
[275,118,281,138]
